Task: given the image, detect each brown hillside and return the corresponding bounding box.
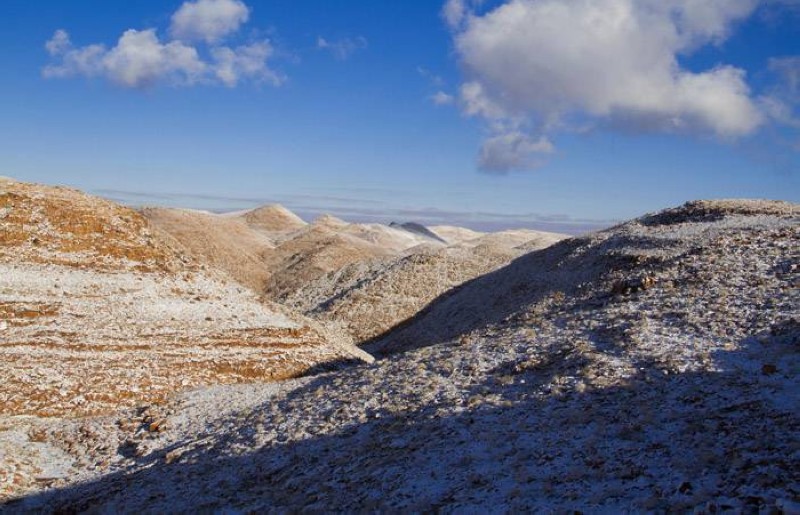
[284,230,567,343]
[241,204,307,232]
[144,206,438,301]
[0,180,369,422]
[262,224,393,300]
[1,180,183,272]
[141,207,275,291]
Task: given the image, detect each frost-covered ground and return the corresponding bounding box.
[2,199,797,513]
[0,179,371,501]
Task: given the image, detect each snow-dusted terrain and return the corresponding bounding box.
[2,197,797,513]
[0,179,371,500]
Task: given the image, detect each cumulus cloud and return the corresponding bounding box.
[170,0,249,43]
[316,36,368,61]
[446,0,768,171]
[102,30,206,88]
[43,0,280,89]
[43,30,107,80]
[211,41,283,87]
[443,0,485,28]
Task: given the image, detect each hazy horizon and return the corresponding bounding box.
[92,185,616,235]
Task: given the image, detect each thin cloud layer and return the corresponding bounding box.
[430,91,455,106]
[445,0,770,172]
[43,0,281,89]
[317,36,368,60]
[764,55,800,149]
[769,56,800,102]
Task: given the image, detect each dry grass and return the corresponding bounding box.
[0,302,60,326]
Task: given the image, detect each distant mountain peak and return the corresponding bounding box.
[242,204,307,232]
[389,221,448,244]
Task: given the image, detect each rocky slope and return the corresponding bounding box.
[284,229,566,343]
[367,199,799,356]
[140,207,276,292]
[145,204,566,344]
[259,224,395,301]
[4,199,797,512]
[144,206,443,302]
[0,179,372,499]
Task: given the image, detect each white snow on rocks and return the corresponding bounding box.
[2,199,796,513]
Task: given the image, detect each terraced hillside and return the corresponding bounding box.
[0,179,369,420]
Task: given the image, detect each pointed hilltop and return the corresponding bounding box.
[389,221,448,243]
[141,207,275,291]
[312,213,349,228]
[241,204,307,232]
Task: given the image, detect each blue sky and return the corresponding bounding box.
[1,0,799,233]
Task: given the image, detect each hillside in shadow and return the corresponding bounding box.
[5,326,798,512]
[365,200,799,356]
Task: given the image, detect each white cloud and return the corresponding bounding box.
[43,1,281,89]
[460,81,509,120]
[448,0,768,171]
[443,0,485,28]
[102,30,206,88]
[43,31,107,80]
[317,36,367,61]
[170,0,249,43]
[479,132,554,172]
[430,91,455,106]
[44,29,209,88]
[443,0,469,28]
[761,56,800,130]
[212,41,284,87]
[45,29,71,55]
